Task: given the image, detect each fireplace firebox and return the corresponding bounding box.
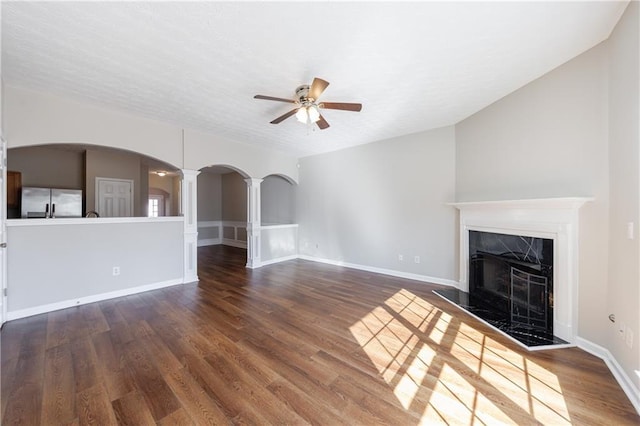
[435,229,567,348]
[469,231,554,334]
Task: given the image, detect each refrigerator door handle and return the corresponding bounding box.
[51,203,55,218]
[45,203,50,218]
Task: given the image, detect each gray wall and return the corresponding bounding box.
[221,172,247,222]
[606,0,639,391]
[197,172,222,221]
[85,149,143,217]
[297,126,457,281]
[148,172,180,216]
[7,220,184,313]
[455,2,639,390]
[456,41,610,348]
[7,145,161,218]
[261,175,296,224]
[8,145,84,189]
[140,163,149,217]
[455,42,608,202]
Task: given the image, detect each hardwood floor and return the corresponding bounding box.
[2,245,638,425]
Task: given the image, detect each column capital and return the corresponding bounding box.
[181,169,201,178]
[244,178,264,187]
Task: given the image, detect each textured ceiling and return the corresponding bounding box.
[1,1,628,158]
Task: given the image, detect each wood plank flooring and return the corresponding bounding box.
[2,245,638,425]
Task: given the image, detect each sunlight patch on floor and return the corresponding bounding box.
[349,288,572,425]
[426,363,514,425]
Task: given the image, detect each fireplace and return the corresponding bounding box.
[468,230,555,337]
[439,198,592,349]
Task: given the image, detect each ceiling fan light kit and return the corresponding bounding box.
[254,77,362,130]
[296,105,320,124]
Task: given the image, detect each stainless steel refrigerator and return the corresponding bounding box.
[21,187,83,218]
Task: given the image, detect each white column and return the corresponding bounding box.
[245,178,263,269]
[182,169,200,282]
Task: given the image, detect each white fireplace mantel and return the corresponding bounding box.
[448,197,593,343]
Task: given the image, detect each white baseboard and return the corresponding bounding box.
[576,336,640,415]
[297,254,458,287]
[222,239,247,249]
[197,238,221,247]
[7,278,184,321]
[259,254,299,267]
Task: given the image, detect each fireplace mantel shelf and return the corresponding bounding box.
[448,197,594,210]
[447,197,594,210]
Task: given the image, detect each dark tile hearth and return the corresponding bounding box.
[434,288,569,348]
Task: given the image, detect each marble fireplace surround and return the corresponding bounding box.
[449,197,593,344]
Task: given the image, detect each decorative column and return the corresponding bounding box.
[245,178,263,269]
[182,169,200,282]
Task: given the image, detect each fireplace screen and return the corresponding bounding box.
[469,231,553,334]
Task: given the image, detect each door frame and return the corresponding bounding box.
[95,177,134,217]
[1,135,7,326]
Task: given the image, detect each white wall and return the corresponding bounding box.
[261,225,298,263]
[3,85,300,184]
[607,0,640,392]
[6,219,184,317]
[4,85,184,168]
[184,128,298,183]
[297,126,457,282]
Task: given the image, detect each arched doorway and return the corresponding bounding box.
[197,165,251,270]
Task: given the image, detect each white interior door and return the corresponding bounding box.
[96,178,133,217]
[0,135,7,326]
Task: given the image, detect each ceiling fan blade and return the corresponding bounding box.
[319,102,362,112]
[316,115,330,130]
[270,108,299,124]
[254,95,296,103]
[309,78,329,101]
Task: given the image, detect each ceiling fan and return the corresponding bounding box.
[254,77,362,130]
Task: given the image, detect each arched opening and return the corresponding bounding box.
[195,167,300,272]
[7,143,181,218]
[259,174,299,265]
[197,165,251,271]
[261,174,297,226]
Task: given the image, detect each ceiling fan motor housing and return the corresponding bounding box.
[295,84,311,102]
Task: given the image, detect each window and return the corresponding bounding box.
[148,198,159,217]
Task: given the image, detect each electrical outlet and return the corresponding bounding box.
[414,256,420,264]
[626,328,634,348]
[628,222,635,240]
[398,254,404,261]
[112,266,120,276]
